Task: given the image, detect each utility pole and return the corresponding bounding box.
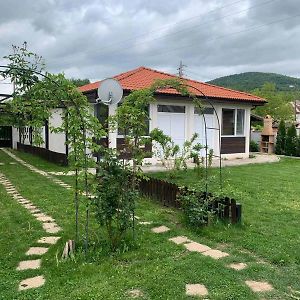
[177,61,187,78]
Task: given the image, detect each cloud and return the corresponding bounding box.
[0,0,299,83]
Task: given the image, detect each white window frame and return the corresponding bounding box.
[221,108,245,137]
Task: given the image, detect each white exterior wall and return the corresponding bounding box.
[11,97,253,161]
[48,108,66,154]
[146,97,252,161]
[12,127,19,149]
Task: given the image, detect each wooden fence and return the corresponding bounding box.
[17,143,68,166]
[138,176,241,224]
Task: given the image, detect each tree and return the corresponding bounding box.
[1,43,105,253]
[285,125,297,156]
[253,83,294,121]
[275,120,286,155]
[69,78,90,87]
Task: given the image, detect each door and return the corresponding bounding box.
[157,104,186,149]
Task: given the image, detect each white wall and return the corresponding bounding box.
[147,96,253,160]
[12,127,19,149]
[48,108,66,154]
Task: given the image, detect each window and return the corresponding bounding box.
[222,109,235,135]
[222,108,245,136]
[157,105,185,113]
[194,107,214,115]
[236,109,245,135]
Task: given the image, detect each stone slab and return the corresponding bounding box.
[202,249,229,259]
[228,262,247,271]
[186,284,208,297]
[151,226,170,233]
[37,236,61,244]
[36,216,54,223]
[169,236,190,245]
[126,289,144,298]
[138,221,152,225]
[42,223,61,233]
[184,242,211,253]
[26,247,49,256]
[19,275,45,291]
[17,259,41,270]
[245,280,274,292]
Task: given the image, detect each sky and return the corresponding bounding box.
[0,0,299,84]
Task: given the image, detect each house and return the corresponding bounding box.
[292,100,300,135]
[12,66,266,164]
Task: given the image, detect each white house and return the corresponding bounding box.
[12,66,266,165]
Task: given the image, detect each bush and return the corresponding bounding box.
[178,188,217,227]
[249,140,259,152]
[94,151,138,251]
[275,120,286,155]
[285,125,297,156]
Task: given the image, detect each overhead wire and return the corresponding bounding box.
[95,0,277,58]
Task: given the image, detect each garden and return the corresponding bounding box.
[0,44,300,299]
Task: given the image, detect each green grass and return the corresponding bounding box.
[0,150,299,299]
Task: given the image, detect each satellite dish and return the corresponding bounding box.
[97,78,123,105]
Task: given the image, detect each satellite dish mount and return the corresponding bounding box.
[97,78,123,106]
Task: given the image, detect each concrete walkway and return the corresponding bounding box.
[142,153,280,173]
[44,154,280,176]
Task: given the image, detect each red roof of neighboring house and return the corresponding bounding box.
[79,66,266,103]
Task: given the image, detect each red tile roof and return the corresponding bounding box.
[79,66,266,104]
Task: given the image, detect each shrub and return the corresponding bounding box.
[249,140,259,152]
[178,188,217,227]
[94,151,138,251]
[285,124,297,156]
[275,120,286,155]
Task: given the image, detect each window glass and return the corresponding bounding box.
[236,109,245,135]
[157,105,185,113]
[194,107,214,115]
[222,109,235,135]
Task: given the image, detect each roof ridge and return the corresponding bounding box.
[114,66,145,81]
[141,67,263,100]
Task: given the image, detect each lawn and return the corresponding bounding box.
[0,149,299,299]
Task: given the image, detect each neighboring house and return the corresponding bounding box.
[12,66,266,164]
[292,100,300,135]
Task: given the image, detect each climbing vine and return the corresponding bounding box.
[0,43,106,253]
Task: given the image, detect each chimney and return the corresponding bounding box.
[261,115,274,136]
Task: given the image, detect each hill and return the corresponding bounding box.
[207,72,300,92]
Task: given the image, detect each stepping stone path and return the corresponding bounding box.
[151,225,170,233]
[169,236,190,245]
[227,262,247,271]
[26,247,49,256]
[245,280,274,293]
[19,276,45,291]
[202,249,229,259]
[0,172,61,291]
[1,148,72,190]
[184,242,211,253]
[126,289,144,298]
[17,259,41,271]
[186,284,208,297]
